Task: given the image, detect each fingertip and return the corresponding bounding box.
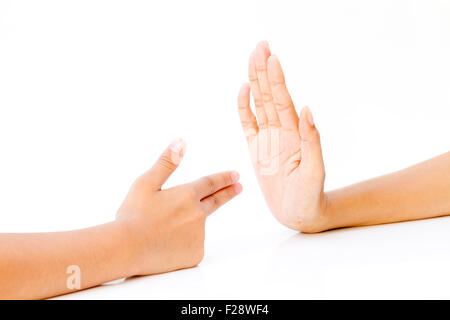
[268,54,280,67]
[147,138,186,188]
[257,40,271,56]
[257,40,269,49]
[230,171,240,183]
[169,138,187,164]
[233,183,243,195]
[255,43,270,64]
[299,106,310,124]
[299,107,318,141]
[304,106,314,127]
[239,82,250,94]
[249,49,257,62]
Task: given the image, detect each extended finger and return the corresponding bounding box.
[268,55,299,130]
[190,171,240,199]
[249,50,268,128]
[201,183,242,216]
[254,41,280,127]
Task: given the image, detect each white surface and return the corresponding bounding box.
[1,0,450,299]
[57,216,450,299]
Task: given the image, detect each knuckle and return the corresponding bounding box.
[184,187,198,202]
[133,174,146,187]
[202,176,215,194]
[256,65,267,72]
[211,194,220,207]
[254,100,264,108]
[133,174,152,190]
[158,155,176,170]
[270,79,285,86]
[268,120,280,127]
[222,172,232,187]
[176,187,197,206]
[240,120,253,127]
[275,102,293,112]
[262,92,273,102]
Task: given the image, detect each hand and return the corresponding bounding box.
[116,138,242,276]
[237,41,327,233]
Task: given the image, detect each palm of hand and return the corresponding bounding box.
[248,127,300,216]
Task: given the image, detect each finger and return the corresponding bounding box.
[201,183,242,216]
[142,138,186,189]
[248,50,268,128]
[254,41,280,127]
[268,55,299,130]
[238,83,258,138]
[299,107,325,176]
[191,171,240,199]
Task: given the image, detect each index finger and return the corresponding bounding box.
[191,171,240,199]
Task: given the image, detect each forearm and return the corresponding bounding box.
[324,152,450,230]
[0,221,135,299]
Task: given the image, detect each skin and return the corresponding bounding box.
[0,139,242,299]
[238,41,450,233]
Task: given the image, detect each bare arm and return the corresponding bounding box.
[0,222,133,299]
[324,152,450,230]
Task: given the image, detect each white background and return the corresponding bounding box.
[1,0,450,299]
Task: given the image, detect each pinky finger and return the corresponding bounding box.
[201,183,243,216]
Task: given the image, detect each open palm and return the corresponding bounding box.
[238,42,328,232]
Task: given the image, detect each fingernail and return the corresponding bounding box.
[230,171,240,183]
[169,138,186,164]
[169,138,186,153]
[304,106,314,126]
[234,183,243,194]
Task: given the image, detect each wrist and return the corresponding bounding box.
[321,191,337,231]
[323,188,360,230]
[293,192,334,233]
[108,220,140,278]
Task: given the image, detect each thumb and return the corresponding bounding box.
[142,138,187,189]
[299,107,325,177]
